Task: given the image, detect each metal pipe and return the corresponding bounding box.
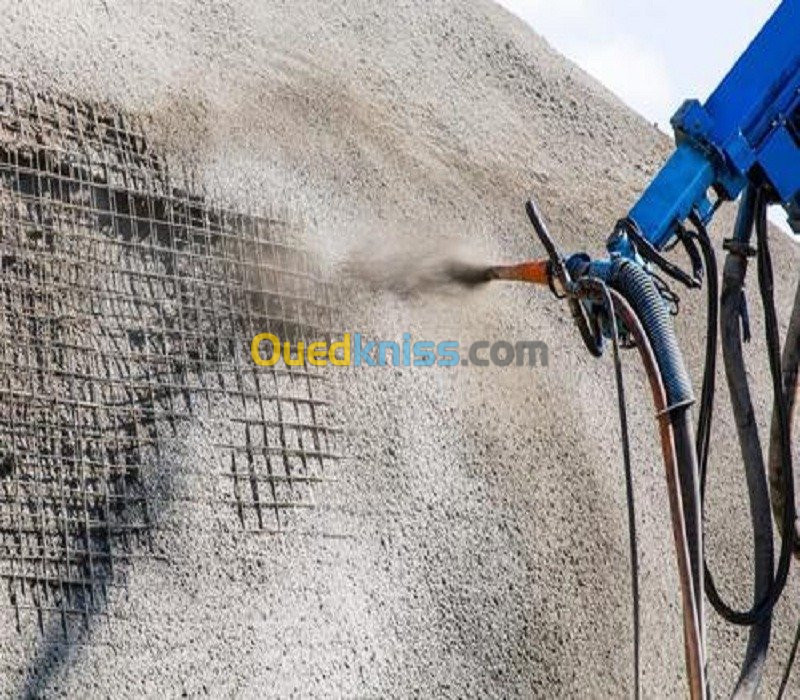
[671,408,708,682]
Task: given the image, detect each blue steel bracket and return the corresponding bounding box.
[671,99,750,198]
[612,0,800,258]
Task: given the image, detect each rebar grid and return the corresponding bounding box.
[0,77,338,635]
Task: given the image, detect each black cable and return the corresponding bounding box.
[701,188,796,626]
[687,214,717,496]
[778,619,800,698]
[651,270,681,316]
[615,217,702,289]
[578,279,640,699]
[695,189,774,695]
[607,297,641,700]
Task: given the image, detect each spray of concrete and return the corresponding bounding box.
[343,238,494,297]
[343,235,547,298]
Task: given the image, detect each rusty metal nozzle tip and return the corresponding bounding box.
[490,260,551,286]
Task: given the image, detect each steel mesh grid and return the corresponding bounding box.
[0,76,339,634]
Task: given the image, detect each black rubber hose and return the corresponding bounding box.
[768,276,800,554]
[722,272,773,697]
[703,188,794,626]
[701,187,773,697]
[579,279,641,699]
[689,215,718,492]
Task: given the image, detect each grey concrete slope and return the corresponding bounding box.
[1,0,799,697]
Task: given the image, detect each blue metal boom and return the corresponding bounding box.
[611,0,800,257]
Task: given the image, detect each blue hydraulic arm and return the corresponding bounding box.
[608,0,800,260]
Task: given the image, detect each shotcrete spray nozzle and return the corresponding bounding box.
[441,259,551,288]
[489,260,552,286]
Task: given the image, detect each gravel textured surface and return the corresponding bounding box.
[1,0,800,696]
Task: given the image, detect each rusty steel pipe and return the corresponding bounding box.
[489,259,552,286]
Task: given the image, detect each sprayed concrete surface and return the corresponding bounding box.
[1,0,800,697]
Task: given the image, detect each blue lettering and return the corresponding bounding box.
[413,341,436,367]
[353,333,377,367]
[378,341,400,367]
[437,341,460,367]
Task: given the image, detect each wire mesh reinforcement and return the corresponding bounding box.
[0,76,338,636]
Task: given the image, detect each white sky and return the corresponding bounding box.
[495,0,781,129]
[495,0,795,234]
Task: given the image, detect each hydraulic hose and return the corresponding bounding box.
[671,406,706,653]
[685,200,773,698]
[768,275,800,555]
[713,188,774,697]
[691,216,718,492]
[703,188,795,627]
